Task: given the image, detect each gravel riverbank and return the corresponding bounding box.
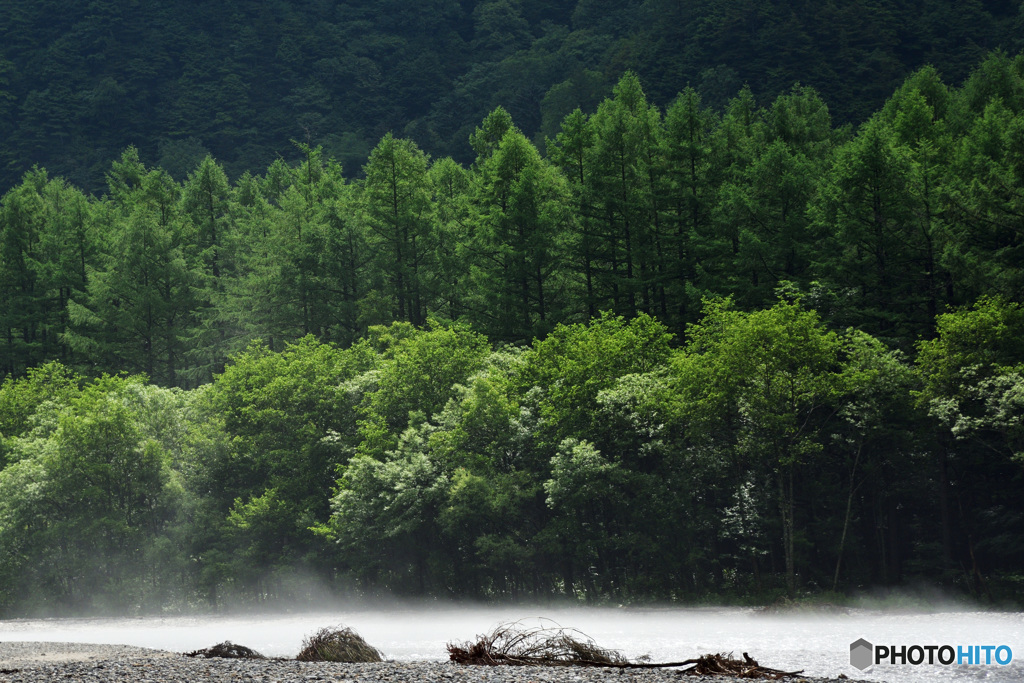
[0,642,864,683]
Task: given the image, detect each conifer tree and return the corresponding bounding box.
[67,149,199,385]
[587,73,667,319]
[467,128,573,341]
[548,108,599,318]
[428,156,471,322]
[180,155,233,377]
[663,88,719,329]
[811,102,947,345]
[361,134,434,326]
[0,170,96,376]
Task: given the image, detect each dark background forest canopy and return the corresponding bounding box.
[0,0,1021,193]
[2,1,1024,616]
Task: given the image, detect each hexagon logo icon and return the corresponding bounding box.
[850,638,873,671]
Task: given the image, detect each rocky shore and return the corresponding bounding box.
[0,642,862,683]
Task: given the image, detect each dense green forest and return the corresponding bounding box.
[3,41,1024,613]
[0,0,1021,193]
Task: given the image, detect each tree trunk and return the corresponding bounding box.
[833,444,861,592]
[778,467,796,597]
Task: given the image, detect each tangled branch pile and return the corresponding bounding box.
[448,621,804,679]
[184,641,265,659]
[447,620,630,667]
[679,652,803,679]
[296,626,384,663]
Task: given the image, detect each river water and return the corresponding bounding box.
[0,606,1021,682]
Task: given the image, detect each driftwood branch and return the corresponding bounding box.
[447,621,805,678]
[677,652,804,679]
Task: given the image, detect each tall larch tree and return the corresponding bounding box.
[180,155,233,379]
[467,128,574,341]
[662,88,719,330]
[66,148,199,386]
[360,133,435,327]
[587,72,668,319]
[548,108,599,319]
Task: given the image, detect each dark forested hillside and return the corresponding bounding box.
[0,0,1020,193]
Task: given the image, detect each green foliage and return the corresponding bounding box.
[65,149,200,385]
[680,299,846,462]
[675,298,896,595]
[204,335,356,511]
[2,53,1024,381]
[319,426,451,593]
[357,322,491,459]
[361,134,434,326]
[916,297,1024,460]
[467,128,575,340]
[0,374,184,613]
[0,168,96,376]
[0,362,81,464]
[2,290,1023,609]
[3,48,1024,611]
[522,311,672,449]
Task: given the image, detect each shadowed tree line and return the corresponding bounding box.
[0,300,1021,614]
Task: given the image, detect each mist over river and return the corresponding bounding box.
[1,606,1021,682]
